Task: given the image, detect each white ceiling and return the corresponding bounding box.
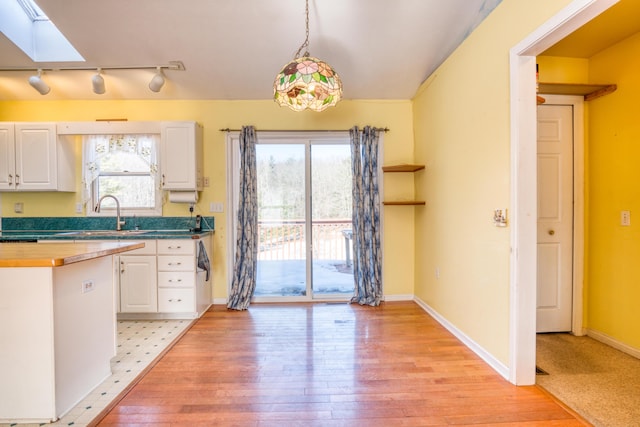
[0,0,502,101]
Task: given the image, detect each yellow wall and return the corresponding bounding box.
[412,0,573,365]
[585,31,640,348]
[0,99,415,301]
[536,56,589,84]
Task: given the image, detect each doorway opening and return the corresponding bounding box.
[510,0,614,385]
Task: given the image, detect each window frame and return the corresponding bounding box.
[84,134,162,217]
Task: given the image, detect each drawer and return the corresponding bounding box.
[157,255,194,271]
[121,240,157,255]
[158,272,195,288]
[158,288,194,312]
[157,239,194,255]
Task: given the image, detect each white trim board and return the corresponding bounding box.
[413,296,509,380]
[587,329,640,360]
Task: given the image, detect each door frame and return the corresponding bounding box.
[225,130,358,303]
[537,95,585,335]
[509,0,617,385]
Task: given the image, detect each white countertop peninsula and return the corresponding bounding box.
[0,241,144,424]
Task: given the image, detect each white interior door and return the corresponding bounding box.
[536,104,573,332]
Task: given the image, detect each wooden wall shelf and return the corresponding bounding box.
[382,163,425,206]
[383,201,426,206]
[382,164,425,173]
[538,82,617,102]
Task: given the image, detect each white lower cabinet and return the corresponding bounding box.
[118,237,212,319]
[118,240,157,313]
[119,255,158,313]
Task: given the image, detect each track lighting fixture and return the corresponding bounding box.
[0,61,184,95]
[148,67,165,92]
[91,68,105,94]
[28,69,50,95]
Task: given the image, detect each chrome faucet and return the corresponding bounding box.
[95,195,126,231]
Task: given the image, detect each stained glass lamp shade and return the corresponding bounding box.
[274,56,342,112]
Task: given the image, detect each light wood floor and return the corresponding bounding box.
[96,301,587,426]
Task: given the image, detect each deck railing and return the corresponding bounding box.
[258,219,352,261]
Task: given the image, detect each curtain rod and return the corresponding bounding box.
[219,127,389,133]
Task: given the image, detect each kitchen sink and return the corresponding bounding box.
[55,230,152,237]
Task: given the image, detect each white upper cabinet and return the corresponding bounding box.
[0,123,74,192]
[0,124,15,190]
[160,121,203,191]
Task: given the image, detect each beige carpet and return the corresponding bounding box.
[536,333,640,427]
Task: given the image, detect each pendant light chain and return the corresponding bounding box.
[273,0,343,112]
[294,0,310,59]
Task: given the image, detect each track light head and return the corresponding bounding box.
[28,70,50,95]
[148,67,165,92]
[92,68,106,94]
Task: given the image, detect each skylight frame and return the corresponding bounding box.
[16,0,48,22]
[0,0,84,62]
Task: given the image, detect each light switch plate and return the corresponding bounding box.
[621,210,631,226]
[493,208,508,227]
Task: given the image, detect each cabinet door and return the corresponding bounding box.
[119,255,158,313]
[14,123,57,191]
[0,124,15,190]
[160,122,202,190]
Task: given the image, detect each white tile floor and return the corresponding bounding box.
[2,319,192,427]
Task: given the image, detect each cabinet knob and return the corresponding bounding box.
[548,229,555,236]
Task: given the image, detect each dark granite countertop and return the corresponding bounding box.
[0,216,214,242]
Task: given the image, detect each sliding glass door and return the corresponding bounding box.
[310,144,353,297]
[250,135,353,301]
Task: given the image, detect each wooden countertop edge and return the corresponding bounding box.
[0,242,145,268]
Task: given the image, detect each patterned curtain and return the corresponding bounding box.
[227,126,258,310]
[350,126,382,306]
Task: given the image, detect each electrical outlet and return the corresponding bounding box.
[435,267,440,279]
[203,177,210,187]
[14,202,23,214]
[82,280,95,293]
[75,203,83,214]
[209,202,224,213]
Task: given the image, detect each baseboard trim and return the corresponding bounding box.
[383,294,414,301]
[413,296,510,380]
[586,328,640,360]
[212,298,228,305]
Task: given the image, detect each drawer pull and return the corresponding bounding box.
[168,262,182,266]
[168,246,182,250]
[168,298,183,302]
[168,279,183,283]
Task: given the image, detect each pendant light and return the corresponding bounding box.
[273,0,342,112]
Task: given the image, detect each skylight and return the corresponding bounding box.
[0,0,84,62]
